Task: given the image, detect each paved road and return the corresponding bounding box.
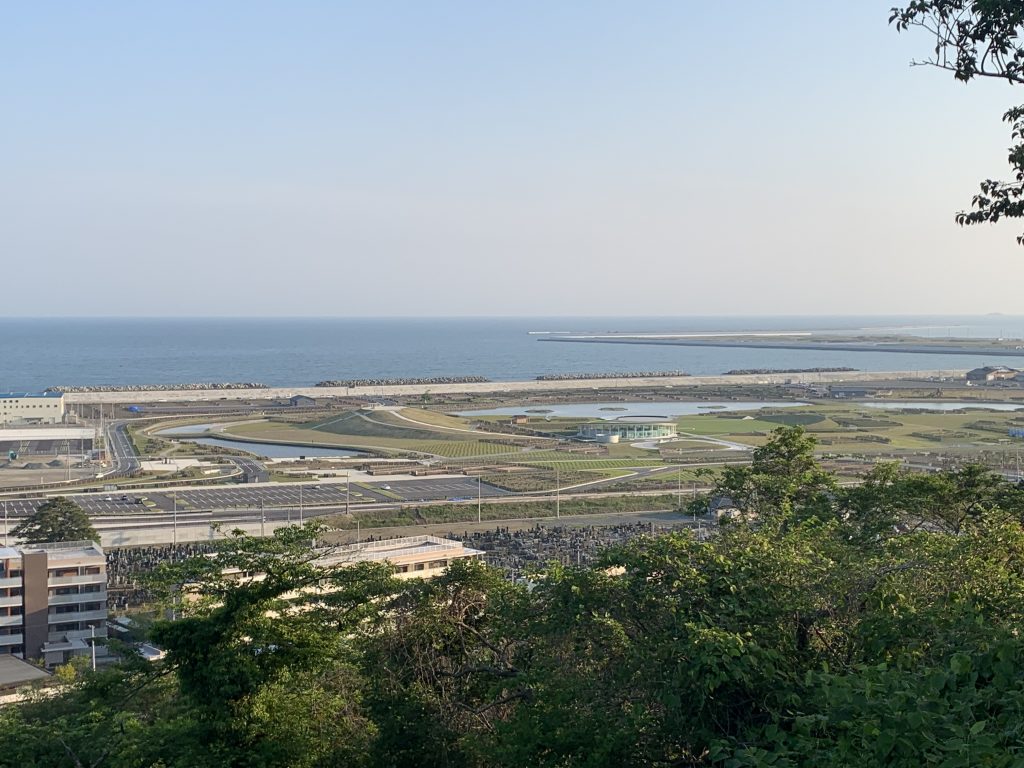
[104,422,140,476]
[226,456,269,483]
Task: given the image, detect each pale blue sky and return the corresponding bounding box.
[2,2,1021,316]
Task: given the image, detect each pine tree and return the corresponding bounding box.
[11,497,99,545]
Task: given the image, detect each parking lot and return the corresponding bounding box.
[1,477,510,517]
[0,494,145,516]
[169,477,509,509]
[375,477,510,502]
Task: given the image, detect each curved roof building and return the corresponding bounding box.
[577,417,677,441]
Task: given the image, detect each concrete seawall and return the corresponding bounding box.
[64,369,969,404]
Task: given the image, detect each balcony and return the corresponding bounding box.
[0,595,23,608]
[48,573,105,587]
[0,577,22,589]
[48,590,106,606]
[0,634,23,646]
[48,608,107,624]
[0,615,22,627]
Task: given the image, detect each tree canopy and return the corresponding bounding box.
[5,430,1024,765]
[891,1,1024,242]
[11,496,99,545]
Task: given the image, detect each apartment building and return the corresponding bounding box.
[0,540,106,666]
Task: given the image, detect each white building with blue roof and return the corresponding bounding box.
[0,392,65,425]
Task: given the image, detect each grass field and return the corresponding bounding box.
[206,400,1024,471]
[395,408,477,431]
[224,420,522,458]
[327,494,682,529]
[519,458,668,471]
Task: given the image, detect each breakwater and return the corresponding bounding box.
[539,336,1024,357]
[46,382,268,393]
[314,376,490,388]
[722,367,857,375]
[536,371,689,381]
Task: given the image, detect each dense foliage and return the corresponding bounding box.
[4,428,1024,766]
[11,496,99,545]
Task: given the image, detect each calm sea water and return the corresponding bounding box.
[2,316,1023,391]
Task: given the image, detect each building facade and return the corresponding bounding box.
[966,366,1020,383]
[578,418,677,441]
[0,392,65,426]
[0,540,106,666]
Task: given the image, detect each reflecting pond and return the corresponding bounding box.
[457,401,806,420]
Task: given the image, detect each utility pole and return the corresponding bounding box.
[260,499,265,537]
[98,404,105,465]
[477,476,482,524]
[172,493,178,546]
[2,500,7,546]
[555,465,560,519]
[346,471,350,516]
[298,484,303,525]
[89,625,96,672]
[677,466,682,511]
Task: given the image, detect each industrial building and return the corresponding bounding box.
[220,535,485,589]
[210,536,485,610]
[577,417,677,442]
[0,426,95,457]
[0,392,65,426]
[321,535,484,578]
[0,540,107,666]
[966,366,1020,383]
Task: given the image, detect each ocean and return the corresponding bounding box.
[2,315,1023,392]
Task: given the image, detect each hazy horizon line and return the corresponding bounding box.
[0,313,1016,321]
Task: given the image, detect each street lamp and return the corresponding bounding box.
[89,624,96,672]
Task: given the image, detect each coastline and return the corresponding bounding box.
[63,369,969,404]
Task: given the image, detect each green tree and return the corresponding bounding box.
[11,496,98,544]
[891,1,1024,243]
[7,466,1024,766]
[711,426,836,522]
[146,523,397,767]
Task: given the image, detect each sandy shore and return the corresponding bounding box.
[61,369,969,404]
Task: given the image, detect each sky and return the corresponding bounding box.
[3,1,1023,317]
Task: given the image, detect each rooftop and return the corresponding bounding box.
[318,535,484,567]
[582,416,677,425]
[20,540,104,559]
[0,392,64,399]
[0,655,50,689]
